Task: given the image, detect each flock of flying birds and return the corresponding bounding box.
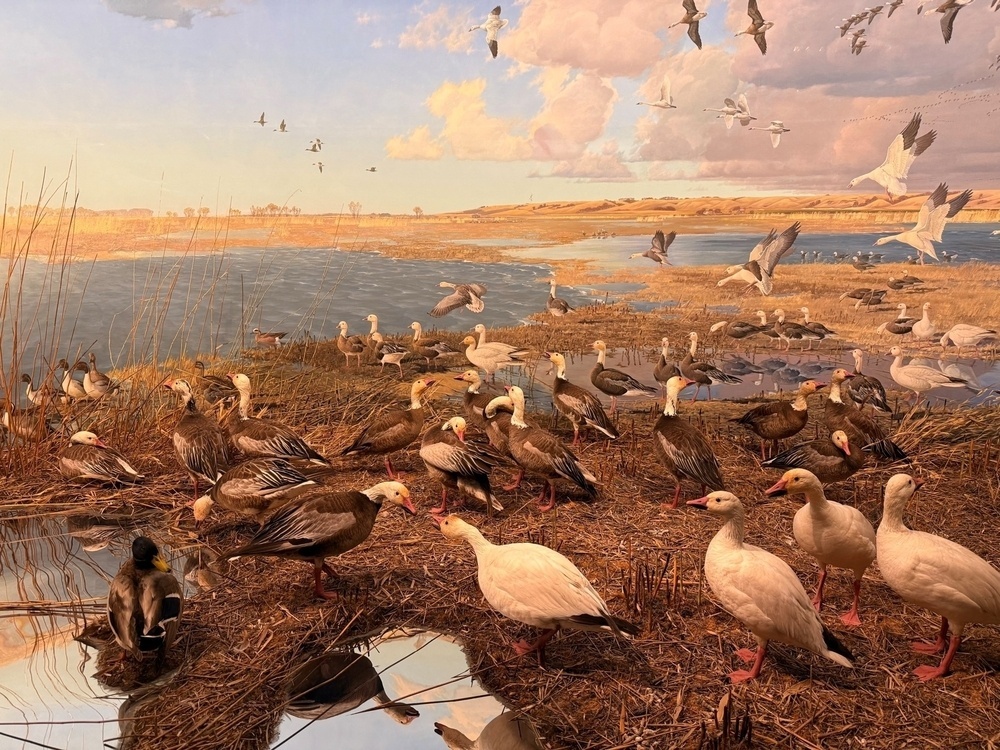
[251,113,376,175]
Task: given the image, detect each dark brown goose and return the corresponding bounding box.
[653,337,680,396]
[337,321,366,367]
[730,379,826,460]
[193,360,238,404]
[824,368,907,461]
[799,307,837,339]
[590,340,658,413]
[772,309,823,351]
[845,349,890,412]
[220,482,415,600]
[709,318,766,344]
[409,322,458,370]
[454,369,493,427]
[485,386,597,511]
[653,376,726,508]
[226,373,329,465]
[546,280,574,316]
[546,351,619,445]
[762,430,864,484]
[163,378,231,500]
[58,431,143,484]
[877,303,918,337]
[107,537,182,661]
[192,456,325,525]
[342,378,434,478]
[679,332,741,400]
[420,416,503,514]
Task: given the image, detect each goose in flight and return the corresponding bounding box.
[313,162,324,173]
[919,0,974,44]
[704,98,740,129]
[717,222,801,296]
[848,114,936,200]
[253,112,266,127]
[306,143,320,152]
[886,0,905,16]
[630,230,675,266]
[749,120,790,148]
[637,76,676,109]
[735,93,757,126]
[866,4,885,23]
[736,0,772,55]
[469,6,508,58]
[365,166,377,172]
[874,183,973,263]
[274,119,287,133]
[670,0,706,50]
[852,36,868,54]
[429,282,488,317]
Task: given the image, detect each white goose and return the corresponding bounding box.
[434,514,639,665]
[469,5,508,59]
[688,491,854,683]
[911,302,937,341]
[889,345,970,398]
[472,323,523,357]
[462,335,527,381]
[704,97,739,129]
[749,120,790,148]
[848,114,936,200]
[939,323,997,353]
[877,474,1000,680]
[717,223,800,296]
[873,182,972,264]
[735,93,757,127]
[637,75,676,110]
[765,470,876,626]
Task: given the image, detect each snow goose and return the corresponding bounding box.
[472,323,522,357]
[846,349,891,412]
[687,492,854,683]
[670,0,706,49]
[252,327,287,348]
[762,430,865,484]
[485,386,597,510]
[420,416,503,514]
[679,332,741,400]
[877,474,1000,680]
[469,6,508,59]
[888,345,969,398]
[163,378,231,500]
[939,323,997,353]
[371,332,410,378]
[653,337,680,395]
[877,303,917,337]
[629,230,674,265]
[58,359,88,402]
[546,351,619,444]
[848,114,936,200]
[900,270,924,285]
[873,182,972,263]
[462,335,527,381]
[58,431,143,484]
[221,481,414,600]
[717,222,800,295]
[704,98,739,129]
[887,0,905,16]
[654,376,726,507]
[84,353,114,399]
[1,403,51,443]
[337,321,367,367]
[434,514,638,664]
[636,76,676,110]
[766,469,876,626]
[771,309,823,351]
[429,282,488,317]
[193,457,322,525]
[342,378,434,479]
[824,368,907,461]
[749,120,790,148]
[546,280,574,316]
[590,340,658,413]
[434,714,543,750]
[921,0,974,43]
[910,302,937,341]
[800,307,837,339]
[107,537,182,661]
[730,379,825,460]
[410,322,459,369]
[736,0,772,55]
[226,373,330,465]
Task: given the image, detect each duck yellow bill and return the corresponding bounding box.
[153,553,171,573]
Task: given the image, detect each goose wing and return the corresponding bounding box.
[655,420,725,488]
[747,0,764,24]
[883,114,920,177]
[420,435,497,475]
[758,222,801,276]
[224,492,362,557]
[682,0,698,11]
[429,288,471,318]
[688,20,703,49]
[914,183,947,232]
[107,569,140,657]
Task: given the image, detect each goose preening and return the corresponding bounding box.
[429,281,488,317]
[717,222,800,295]
[226,373,330,465]
[939,323,997,353]
[590,340,658,413]
[546,280,574,316]
[730,379,825,460]
[762,430,865,484]
[254,112,266,126]
[736,0,772,55]
[772,309,823,351]
[84,353,114,399]
[252,327,287,348]
[679,332,741,400]
[469,5,508,58]
[485,386,598,510]
[653,337,681,395]
[889,345,970,398]
[825,368,908,462]
[846,349,891,412]
[765,470,876,626]
[670,0,706,49]
[108,537,182,661]
[342,378,434,479]
[58,431,144,484]
[371,332,409,377]
[636,76,676,110]
[163,378,230,500]
[848,114,936,200]
[704,98,740,129]
[193,360,238,405]
[462,335,527,381]
[687,492,854,683]
[193,457,322,525]
[877,474,1000,680]
[420,416,503,514]
[58,359,89,402]
[749,120,790,148]
[654,376,725,507]
[887,0,905,16]
[337,321,367,366]
[873,182,973,263]
[221,482,414,601]
[629,229,674,266]
[546,351,619,444]
[919,0,974,43]
[434,713,543,750]
[434,514,638,664]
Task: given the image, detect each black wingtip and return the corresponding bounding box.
[822,625,855,663]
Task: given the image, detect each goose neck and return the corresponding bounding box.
[238,389,251,419]
[792,391,809,411]
[829,381,844,404]
[662,391,678,417]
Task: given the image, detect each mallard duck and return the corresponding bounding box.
[192,457,324,525]
[58,431,143,484]
[342,378,434,478]
[590,340,658,413]
[762,430,864,484]
[163,378,231,499]
[546,351,619,445]
[420,416,503,514]
[107,537,182,660]
[730,379,825,460]
[221,481,415,600]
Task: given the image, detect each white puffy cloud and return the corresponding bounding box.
[385,125,445,160]
[399,3,476,53]
[534,141,636,181]
[102,0,239,28]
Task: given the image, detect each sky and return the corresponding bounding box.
[1,0,999,215]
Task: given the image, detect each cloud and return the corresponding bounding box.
[399,3,476,53]
[385,125,445,160]
[426,79,533,159]
[529,72,617,160]
[371,38,385,49]
[533,141,636,181]
[355,11,378,25]
[102,0,240,28]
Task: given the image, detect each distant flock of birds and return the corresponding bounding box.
[251,114,376,175]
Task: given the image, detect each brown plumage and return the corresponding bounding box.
[546,351,619,445]
[220,482,415,600]
[409,322,458,370]
[193,457,325,525]
[846,349,891,412]
[420,416,503,514]
[486,386,597,511]
[252,327,287,348]
[679,332,741,400]
[653,337,680,395]
[454,369,493,428]
[337,321,366,366]
[824,369,907,462]
[590,340,658,413]
[653,376,726,508]
[771,310,822,351]
[84,352,115,399]
[731,380,825,460]
[193,360,238,404]
[58,431,144,484]
[762,430,865,484]
[2,403,51,442]
[342,378,434,478]
[163,378,231,499]
[58,359,89,401]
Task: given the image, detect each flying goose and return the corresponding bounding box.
[163,378,230,499]
[874,183,972,263]
[704,98,740,129]
[546,351,619,444]
[735,93,757,126]
[275,119,287,133]
[867,4,885,23]
[629,230,674,265]
[736,0,772,55]
[887,0,905,16]
[920,0,974,43]
[420,416,503,514]
[429,281,488,317]
[852,37,868,54]
[590,340,658,413]
[717,222,800,295]
[848,114,936,200]
[254,112,266,126]
[546,280,574,316]
[469,5,508,58]
[749,120,790,148]
[636,76,676,109]
[108,537,182,661]
[366,166,377,172]
[670,0,706,49]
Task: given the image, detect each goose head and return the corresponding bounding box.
[882,473,924,518]
[433,513,476,540]
[69,430,106,447]
[20,373,32,385]
[410,321,422,332]
[687,491,743,518]
[411,378,435,398]
[454,369,483,386]
[628,252,645,259]
[337,321,349,331]
[592,340,607,353]
[438,281,457,289]
[473,324,487,334]
[830,368,855,384]
[363,313,378,323]
[666,375,695,398]
[503,384,527,408]
[889,345,903,357]
[441,416,467,441]
[193,496,214,525]
[765,468,823,498]
[227,373,252,392]
[364,481,416,515]
[852,348,864,367]
[873,236,892,247]
[660,336,670,350]
[545,351,566,368]
[831,430,852,456]
[57,358,70,370]
[163,378,194,397]
[371,332,384,343]
[799,379,826,394]
[484,394,514,418]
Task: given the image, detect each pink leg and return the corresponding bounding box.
[729,642,767,683]
[313,560,338,601]
[537,481,556,512]
[706,386,713,401]
[840,579,863,626]
[610,396,618,414]
[914,634,962,681]
[812,566,828,612]
[384,457,395,479]
[572,426,581,446]
[664,482,682,509]
[503,468,524,492]
[912,616,949,654]
[513,628,558,666]
[734,648,756,664]
[430,487,448,514]
[759,440,767,462]
[396,363,405,378]
[691,385,699,402]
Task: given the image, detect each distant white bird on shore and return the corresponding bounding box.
[670,0,706,49]
[469,5,508,58]
[874,183,972,263]
[749,120,790,148]
[848,114,936,200]
[717,222,801,296]
[735,0,772,55]
[637,76,676,110]
[991,229,1000,236]
[704,98,740,128]
[918,0,974,44]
